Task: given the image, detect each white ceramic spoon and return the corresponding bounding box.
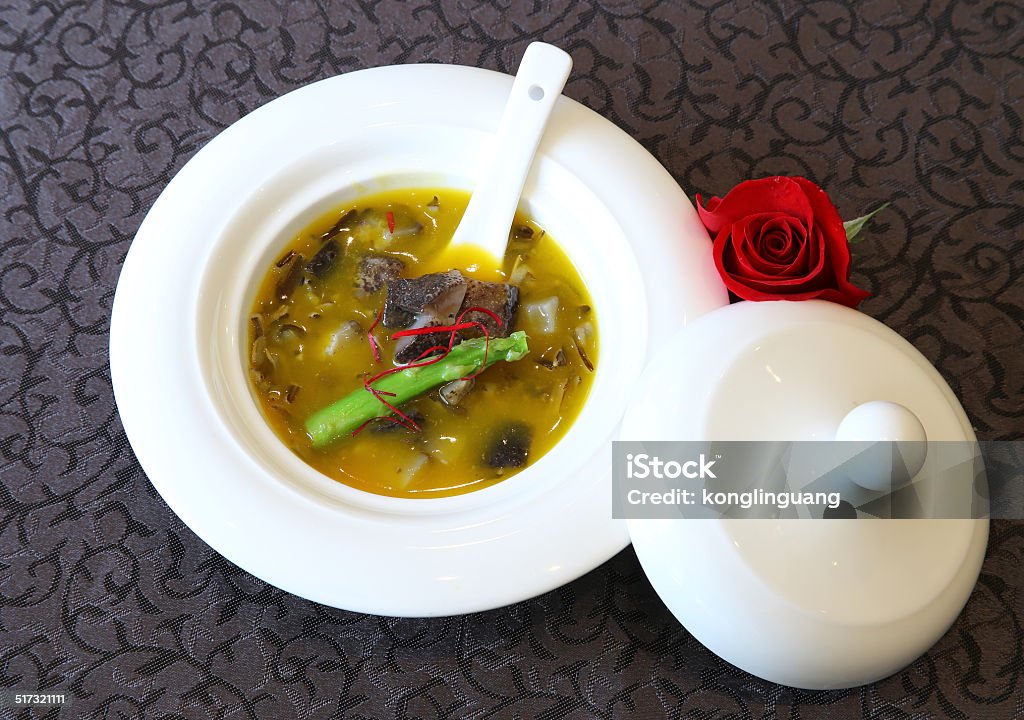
[447,42,573,267]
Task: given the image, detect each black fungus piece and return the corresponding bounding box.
[536,348,567,369]
[513,225,534,239]
[250,335,268,369]
[369,408,426,434]
[573,326,595,372]
[305,239,343,279]
[275,254,304,300]
[484,422,532,468]
[250,314,264,340]
[356,254,406,295]
[458,279,519,339]
[273,322,306,343]
[322,208,359,241]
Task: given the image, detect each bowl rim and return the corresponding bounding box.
[198,159,645,519]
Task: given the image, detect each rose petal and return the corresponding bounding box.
[792,177,845,242]
[695,193,721,216]
[763,232,789,258]
[757,231,792,265]
[759,217,798,262]
[729,226,795,280]
[737,215,800,276]
[720,226,829,294]
[732,214,810,277]
[697,177,815,234]
[793,178,871,307]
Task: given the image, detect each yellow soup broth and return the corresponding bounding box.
[248,188,597,497]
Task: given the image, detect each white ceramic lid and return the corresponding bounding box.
[621,300,988,689]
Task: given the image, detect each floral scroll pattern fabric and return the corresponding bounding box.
[1,1,1021,718]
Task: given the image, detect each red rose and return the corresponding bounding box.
[696,176,870,308]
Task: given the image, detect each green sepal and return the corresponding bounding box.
[844,203,889,243]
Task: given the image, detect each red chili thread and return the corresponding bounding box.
[360,375,420,432]
[367,306,384,364]
[453,306,502,380]
[386,211,395,234]
[371,388,419,430]
[391,321,478,339]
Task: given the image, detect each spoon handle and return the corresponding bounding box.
[449,42,573,264]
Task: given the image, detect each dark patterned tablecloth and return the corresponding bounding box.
[2,2,1022,718]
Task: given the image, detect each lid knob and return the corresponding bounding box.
[835,401,927,491]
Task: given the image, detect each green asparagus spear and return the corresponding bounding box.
[305,330,530,447]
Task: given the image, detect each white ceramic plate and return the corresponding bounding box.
[110,63,727,616]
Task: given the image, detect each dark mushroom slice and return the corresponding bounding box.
[535,347,567,369]
[250,335,268,368]
[356,254,406,296]
[305,239,343,279]
[321,208,359,241]
[483,422,532,468]
[249,314,264,340]
[573,322,595,372]
[368,408,426,434]
[274,253,305,301]
[439,378,475,408]
[272,322,306,344]
[458,279,519,339]
[573,334,594,372]
[268,304,289,322]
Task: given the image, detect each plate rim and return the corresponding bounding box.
[110,62,728,616]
